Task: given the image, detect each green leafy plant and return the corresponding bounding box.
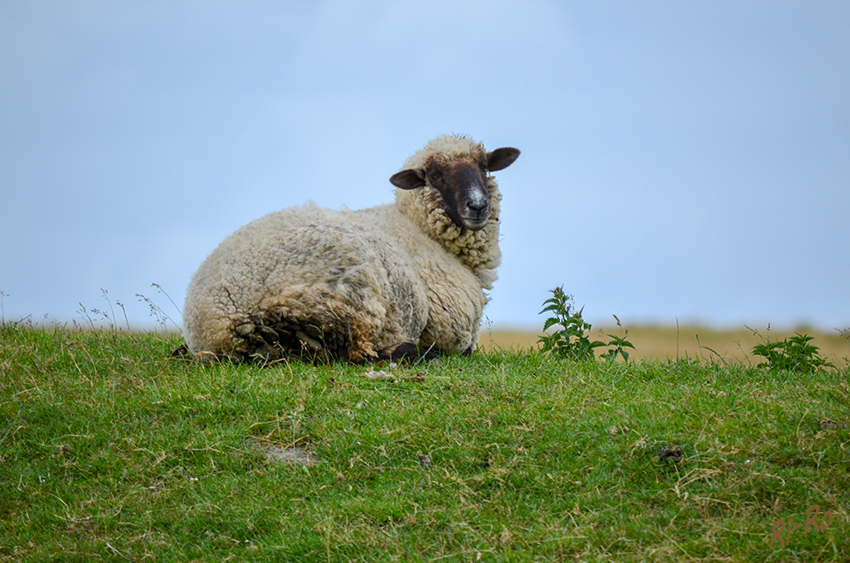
[751,330,833,373]
[600,322,635,363]
[538,286,634,362]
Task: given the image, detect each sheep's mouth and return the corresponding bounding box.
[461,216,491,231]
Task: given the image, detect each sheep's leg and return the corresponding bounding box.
[376,342,439,363]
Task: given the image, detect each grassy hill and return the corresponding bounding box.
[1,324,848,561]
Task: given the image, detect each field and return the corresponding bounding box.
[1,324,848,562]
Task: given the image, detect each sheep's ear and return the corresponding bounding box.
[390,169,426,190]
[486,147,520,171]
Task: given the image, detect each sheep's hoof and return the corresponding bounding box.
[377,343,439,364]
[169,344,190,359]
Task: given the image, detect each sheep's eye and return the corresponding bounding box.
[428,170,442,181]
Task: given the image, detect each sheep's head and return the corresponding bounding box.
[390,143,520,231]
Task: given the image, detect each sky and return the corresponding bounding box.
[1,1,848,334]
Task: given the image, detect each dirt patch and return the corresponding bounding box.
[657,446,683,464]
[257,443,319,466]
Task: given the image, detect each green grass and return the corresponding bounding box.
[1,324,848,561]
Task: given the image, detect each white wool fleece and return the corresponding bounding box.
[183,135,504,361]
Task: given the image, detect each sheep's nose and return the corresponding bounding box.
[467,200,487,213]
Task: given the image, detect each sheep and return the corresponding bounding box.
[182,134,520,363]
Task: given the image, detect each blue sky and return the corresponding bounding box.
[1,1,848,332]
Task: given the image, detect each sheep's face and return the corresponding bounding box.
[391,146,520,231]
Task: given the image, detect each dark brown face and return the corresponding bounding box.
[423,155,491,230]
[390,146,520,231]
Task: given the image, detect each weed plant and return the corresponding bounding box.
[1,323,847,561]
[538,287,634,362]
[750,329,834,373]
